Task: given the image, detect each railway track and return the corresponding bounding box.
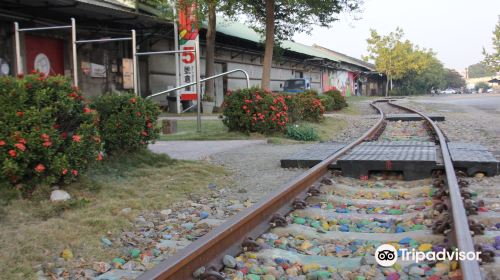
[138,100,493,280]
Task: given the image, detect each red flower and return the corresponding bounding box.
[130,97,137,103]
[146,122,153,128]
[141,131,148,136]
[16,111,24,117]
[15,143,26,151]
[245,99,252,103]
[72,85,79,91]
[242,105,248,110]
[72,169,78,176]
[35,164,45,173]
[62,169,68,175]
[61,132,67,139]
[0,140,5,146]
[18,138,27,144]
[8,150,17,157]
[83,107,92,114]
[41,134,50,141]
[43,141,52,147]
[39,72,45,78]
[53,124,60,129]
[97,153,103,161]
[72,135,81,142]
[68,92,78,98]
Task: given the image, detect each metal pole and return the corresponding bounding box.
[172,0,181,114]
[195,39,201,132]
[132,29,138,96]
[14,22,22,75]
[71,18,78,87]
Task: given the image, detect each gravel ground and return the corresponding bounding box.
[403,95,500,158]
[209,143,312,201]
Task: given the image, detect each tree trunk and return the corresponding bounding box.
[385,77,389,96]
[390,78,393,90]
[261,0,275,90]
[205,0,216,99]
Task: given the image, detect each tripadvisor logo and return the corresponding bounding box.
[375,243,482,267]
[375,244,398,267]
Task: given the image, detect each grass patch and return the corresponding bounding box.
[301,117,348,141]
[159,118,347,142]
[159,119,262,141]
[0,149,231,279]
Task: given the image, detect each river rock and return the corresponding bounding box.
[50,190,71,202]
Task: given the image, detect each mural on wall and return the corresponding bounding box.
[322,70,355,96]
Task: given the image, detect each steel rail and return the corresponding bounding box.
[137,101,385,280]
[387,100,482,280]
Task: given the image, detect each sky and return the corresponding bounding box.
[293,0,499,71]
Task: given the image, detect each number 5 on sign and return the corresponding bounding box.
[182,46,194,64]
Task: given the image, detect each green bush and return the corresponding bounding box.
[285,124,319,141]
[92,94,161,154]
[323,89,348,110]
[475,81,490,91]
[0,73,103,192]
[286,92,324,123]
[222,87,289,134]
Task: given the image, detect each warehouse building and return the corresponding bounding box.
[0,0,386,110]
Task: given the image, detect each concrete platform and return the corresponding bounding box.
[338,141,437,180]
[280,142,346,168]
[385,113,445,121]
[448,142,499,176]
[280,141,498,179]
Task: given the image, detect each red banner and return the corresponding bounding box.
[178,1,199,101]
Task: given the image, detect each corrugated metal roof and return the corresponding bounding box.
[215,19,380,70]
[215,20,339,62]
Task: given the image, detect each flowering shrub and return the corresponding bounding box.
[323,89,347,110]
[92,94,160,153]
[222,87,289,134]
[0,73,102,191]
[286,92,325,123]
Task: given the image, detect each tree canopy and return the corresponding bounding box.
[443,69,465,88]
[482,17,500,73]
[468,62,496,78]
[364,28,439,95]
[229,0,361,89]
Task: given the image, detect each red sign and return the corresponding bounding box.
[25,35,64,76]
[178,1,199,101]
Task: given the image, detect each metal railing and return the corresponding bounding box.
[145,68,251,100]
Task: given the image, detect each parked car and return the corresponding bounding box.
[487,88,493,93]
[441,88,456,94]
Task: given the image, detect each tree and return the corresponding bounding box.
[468,62,495,78]
[364,28,434,96]
[395,53,445,95]
[482,17,500,73]
[204,0,217,100]
[231,0,361,90]
[443,69,465,88]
